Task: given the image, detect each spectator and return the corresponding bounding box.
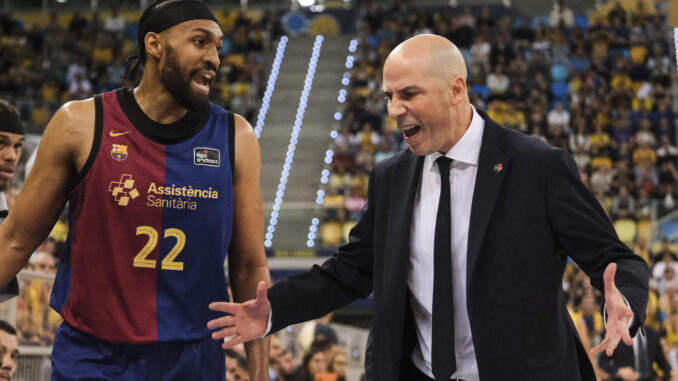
[68,72,93,100]
[653,255,678,282]
[657,135,678,165]
[486,64,509,101]
[511,17,535,51]
[573,292,605,348]
[549,0,575,28]
[469,35,491,71]
[327,348,348,381]
[655,238,678,262]
[598,324,673,381]
[352,122,381,154]
[269,334,283,381]
[225,349,250,381]
[0,320,18,381]
[547,102,571,135]
[608,1,627,27]
[591,165,613,194]
[590,120,614,169]
[290,346,327,381]
[547,124,569,151]
[273,349,297,381]
[103,7,126,40]
[635,118,657,147]
[67,12,88,39]
[611,185,635,217]
[658,160,677,188]
[657,267,678,295]
[633,140,657,173]
[457,7,476,29]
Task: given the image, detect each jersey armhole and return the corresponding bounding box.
[228,111,235,182]
[69,94,103,190]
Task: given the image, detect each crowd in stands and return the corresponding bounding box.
[227,316,354,381]
[321,0,678,379]
[0,7,270,135]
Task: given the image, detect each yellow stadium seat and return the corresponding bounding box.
[614,218,637,247]
[320,221,342,246]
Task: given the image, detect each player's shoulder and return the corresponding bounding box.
[49,98,96,134]
[209,104,252,132]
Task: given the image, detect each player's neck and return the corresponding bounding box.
[133,80,188,125]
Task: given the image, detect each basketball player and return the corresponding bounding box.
[0,100,24,303]
[0,1,270,379]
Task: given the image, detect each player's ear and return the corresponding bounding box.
[144,32,163,60]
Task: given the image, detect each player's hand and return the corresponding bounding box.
[207,280,270,349]
[590,263,634,357]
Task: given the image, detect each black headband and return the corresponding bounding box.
[124,1,218,81]
[140,0,217,42]
[0,110,25,135]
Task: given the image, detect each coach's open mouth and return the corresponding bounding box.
[403,125,421,138]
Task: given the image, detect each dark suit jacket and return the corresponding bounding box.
[598,326,671,381]
[268,111,649,380]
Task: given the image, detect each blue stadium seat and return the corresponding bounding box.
[460,48,472,64]
[660,221,678,240]
[569,56,590,73]
[531,15,550,28]
[608,47,629,58]
[550,82,568,101]
[470,84,488,100]
[550,63,568,82]
[575,15,589,30]
[125,24,138,41]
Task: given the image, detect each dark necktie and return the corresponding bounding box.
[432,156,455,380]
[637,333,649,377]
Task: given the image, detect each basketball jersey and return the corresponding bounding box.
[51,89,234,344]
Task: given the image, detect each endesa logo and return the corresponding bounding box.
[194,147,220,167]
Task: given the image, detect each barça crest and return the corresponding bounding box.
[111,144,128,161]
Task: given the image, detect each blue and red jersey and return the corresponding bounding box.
[51,89,234,344]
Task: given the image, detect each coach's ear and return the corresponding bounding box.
[144,32,163,61]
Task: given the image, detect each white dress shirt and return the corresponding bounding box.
[409,105,484,381]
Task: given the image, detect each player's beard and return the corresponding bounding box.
[160,46,211,111]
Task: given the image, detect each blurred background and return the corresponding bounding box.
[0,0,676,379]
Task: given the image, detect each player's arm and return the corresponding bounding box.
[0,100,93,289]
[228,114,271,380]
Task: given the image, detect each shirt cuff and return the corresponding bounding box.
[263,311,273,337]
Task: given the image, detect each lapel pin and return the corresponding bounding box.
[494,163,503,173]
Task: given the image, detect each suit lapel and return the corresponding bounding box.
[384,151,425,281]
[467,112,512,287]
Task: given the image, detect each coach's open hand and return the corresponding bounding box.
[207,281,271,349]
[590,263,635,357]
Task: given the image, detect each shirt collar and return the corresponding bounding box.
[425,105,485,172]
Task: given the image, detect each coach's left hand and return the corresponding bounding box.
[590,263,634,356]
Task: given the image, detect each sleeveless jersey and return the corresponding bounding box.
[50,89,234,344]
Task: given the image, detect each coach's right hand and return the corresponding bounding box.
[207,280,270,349]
